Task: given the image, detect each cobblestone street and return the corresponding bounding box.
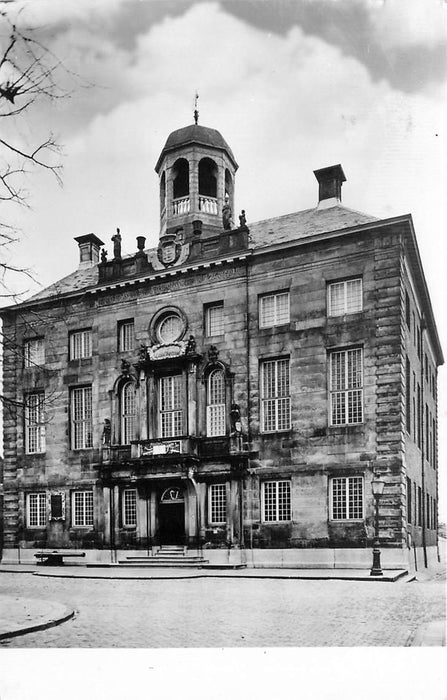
[0,570,445,647]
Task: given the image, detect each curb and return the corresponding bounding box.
[0,603,75,641]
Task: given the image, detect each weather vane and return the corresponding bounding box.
[194,92,199,125]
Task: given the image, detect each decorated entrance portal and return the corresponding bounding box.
[158,485,185,544]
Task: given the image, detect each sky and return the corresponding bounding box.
[1,0,447,515]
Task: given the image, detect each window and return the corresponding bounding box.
[25,393,45,454]
[159,375,182,437]
[205,303,224,336]
[328,278,362,317]
[121,382,136,444]
[71,386,93,449]
[123,489,137,527]
[329,348,363,425]
[260,358,290,432]
[405,357,411,434]
[24,338,44,367]
[262,481,291,522]
[405,290,411,329]
[118,320,134,352]
[73,491,94,527]
[209,483,227,525]
[157,314,183,344]
[206,369,226,437]
[406,476,412,525]
[27,493,46,528]
[417,486,422,526]
[259,291,290,328]
[330,476,364,520]
[70,329,92,359]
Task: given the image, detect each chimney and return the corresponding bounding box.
[313,164,346,209]
[74,234,104,269]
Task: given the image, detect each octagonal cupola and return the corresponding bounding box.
[155,118,238,239]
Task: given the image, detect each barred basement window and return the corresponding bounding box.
[328,279,362,317]
[118,320,135,352]
[206,369,226,437]
[260,358,290,432]
[329,348,363,425]
[159,375,183,437]
[27,492,46,528]
[123,489,137,527]
[23,338,44,368]
[121,382,136,444]
[25,393,46,454]
[209,483,227,525]
[262,481,291,522]
[205,303,224,336]
[259,291,290,328]
[71,386,93,449]
[73,491,94,527]
[69,329,92,359]
[330,476,364,520]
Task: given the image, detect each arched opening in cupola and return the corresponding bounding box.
[225,168,233,203]
[173,158,189,198]
[160,171,166,216]
[198,157,218,214]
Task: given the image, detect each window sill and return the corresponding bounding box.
[258,323,290,332]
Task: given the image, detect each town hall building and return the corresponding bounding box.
[0,116,442,569]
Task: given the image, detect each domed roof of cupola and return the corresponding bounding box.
[155,123,238,172]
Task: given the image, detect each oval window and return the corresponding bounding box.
[157,314,183,343]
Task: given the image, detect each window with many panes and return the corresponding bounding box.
[262,481,291,522]
[69,329,92,359]
[209,483,227,524]
[123,489,137,527]
[206,368,226,437]
[259,292,290,328]
[27,492,46,528]
[329,348,363,425]
[118,320,134,352]
[205,303,224,336]
[328,278,362,317]
[72,490,94,527]
[121,382,136,444]
[71,386,93,449]
[25,392,46,454]
[159,375,183,437]
[260,358,290,432]
[330,476,364,520]
[23,338,45,367]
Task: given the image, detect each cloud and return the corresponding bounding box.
[366,0,447,49]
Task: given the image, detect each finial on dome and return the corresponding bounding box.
[194,91,199,125]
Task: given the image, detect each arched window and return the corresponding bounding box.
[173,158,189,199]
[206,368,226,437]
[225,169,233,202]
[121,382,136,444]
[199,158,217,198]
[160,171,166,216]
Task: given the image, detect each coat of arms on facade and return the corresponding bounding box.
[153,229,189,269]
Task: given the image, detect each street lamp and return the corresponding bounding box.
[370,475,385,577]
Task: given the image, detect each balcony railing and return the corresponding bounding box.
[131,437,198,459]
[172,196,190,215]
[198,195,218,215]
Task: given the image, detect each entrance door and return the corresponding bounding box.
[158,486,185,544]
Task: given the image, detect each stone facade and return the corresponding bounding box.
[0,122,442,568]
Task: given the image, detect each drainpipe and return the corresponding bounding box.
[420,315,428,569]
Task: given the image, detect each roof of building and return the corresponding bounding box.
[26,204,377,304]
[249,204,378,249]
[155,123,238,171]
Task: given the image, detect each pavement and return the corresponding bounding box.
[0,558,445,645]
